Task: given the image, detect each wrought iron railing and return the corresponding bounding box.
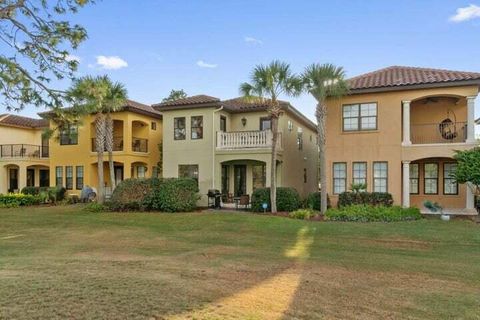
[0,144,49,158]
[411,122,467,144]
[132,137,148,152]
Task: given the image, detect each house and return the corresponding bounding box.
[153,95,319,206]
[0,114,50,194]
[325,66,480,213]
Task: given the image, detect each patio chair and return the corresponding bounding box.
[239,194,250,210]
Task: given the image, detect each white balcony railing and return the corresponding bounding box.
[216,130,282,150]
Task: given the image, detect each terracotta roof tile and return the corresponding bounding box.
[348,66,480,92]
[152,95,220,108]
[0,114,48,129]
[222,97,289,113]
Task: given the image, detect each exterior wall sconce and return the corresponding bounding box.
[241,117,247,127]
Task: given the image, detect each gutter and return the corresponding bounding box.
[212,105,224,189]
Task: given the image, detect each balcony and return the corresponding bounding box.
[411,122,467,144]
[132,137,148,153]
[0,144,49,159]
[216,130,282,150]
[91,136,124,152]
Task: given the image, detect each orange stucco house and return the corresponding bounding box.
[325,66,479,213]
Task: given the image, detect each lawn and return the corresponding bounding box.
[1,206,480,319]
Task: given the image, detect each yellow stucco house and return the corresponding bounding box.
[153,95,319,207]
[325,66,480,213]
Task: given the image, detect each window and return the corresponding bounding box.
[59,124,78,145]
[179,165,199,184]
[260,117,271,131]
[191,116,203,139]
[151,122,157,130]
[373,162,388,192]
[55,166,63,187]
[287,120,293,132]
[424,163,438,194]
[443,163,458,195]
[65,166,73,190]
[252,164,266,190]
[342,103,377,131]
[137,166,146,178]
[296,128,303,150]
[220,116,227,132]
[409,163,419,194]
[303,168,307,183]
[352,162,367,188]
[333,163,347,194]
[76,166,84,190]
[174,117,186,140]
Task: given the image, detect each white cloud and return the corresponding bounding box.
[66,54,81,62]
[197,60,218,68]
[449,4,480,22]
[96,55,128,70]
[244,36,263,45]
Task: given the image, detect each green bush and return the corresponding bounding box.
[304,192,330,211]
[83,202,106,213]
[289,208,315,220]
[325,205,422,222]
[251,187,301,212]
[21,186,66,203]
[0,193,41,208]
[109,178,199,212]
[338,191,393,207]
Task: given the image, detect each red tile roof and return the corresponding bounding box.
[152,95,220,108]
[348,66,480,92]
[0,114,49,129]
[222,97,289,113]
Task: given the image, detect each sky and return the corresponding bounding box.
[14,0,480,121]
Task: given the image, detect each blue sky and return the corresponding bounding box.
[18,0,480,120]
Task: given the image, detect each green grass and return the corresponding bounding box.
[1,206,480,319]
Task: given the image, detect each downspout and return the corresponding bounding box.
[212,105,224,189]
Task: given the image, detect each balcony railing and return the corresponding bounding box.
[132,137,148,153]
[91,136,124,152]
[0,144,49,159]
[216,130,282,150]
[411,122,467,144]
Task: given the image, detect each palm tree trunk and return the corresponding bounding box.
[270,115,278,213]
[95,113,106,204]
[316,103,328,213]
[105,113,116,192]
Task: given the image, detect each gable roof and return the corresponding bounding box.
[0,114,49,129]
[152,95,221,110]
[348,66,480,93]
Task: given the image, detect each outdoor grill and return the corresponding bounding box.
[207,189,221,209]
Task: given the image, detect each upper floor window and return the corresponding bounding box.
[191,116,203,139]
[260,117,271,131]
[297,127,303,150]
[220,116,227,132]
[287,120,293,132]
[174,117,186,140]
[343,103,377,131]
[151,122,157,130]
[59,124,78,145]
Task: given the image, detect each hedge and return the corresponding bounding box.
[251,187,301,212]
[304,192,330,211]
[21,186,67,202]
[338,191,393,207]
[109,178,199,212]
[325,205,422,222]
[0,193,42,208]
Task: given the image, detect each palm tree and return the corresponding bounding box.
[240,60,302,213]
[67,75,127,203]
[302,63,349,213]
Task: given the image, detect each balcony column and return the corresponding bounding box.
[402,161,410,208]
[466,183,475,210]
[466,96,477,144]
[402,100,412,146]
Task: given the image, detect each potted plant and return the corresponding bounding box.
[423,200,450,221]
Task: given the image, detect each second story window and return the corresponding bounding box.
[59,124,78,145]
[297,128,303,150]
[220,115,227,132]
[260,117,271,131]
[191,116,203,139]
[151,122,157,130]
[343,103,377,131]
[174,117,186,140]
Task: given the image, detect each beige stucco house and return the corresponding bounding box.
[325,66,480,213]
[153,96,319,206]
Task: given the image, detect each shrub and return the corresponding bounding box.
[289,208,315,220]
[251,187,301,212]
[338,191,393,207]
[83,202,106,213]
[109,178,158,211]
[21,186,66,203]
[0,193,41,208]
[304,192,330,211]
[325,205,422,222]
[143,178,199,212]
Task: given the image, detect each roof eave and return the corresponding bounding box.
[348,79,480,95]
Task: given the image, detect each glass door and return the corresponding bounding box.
[234,165,247,196]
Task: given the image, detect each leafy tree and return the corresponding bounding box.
[302,63,349,213]
[67,75,127,203]
[453,147,480,195]
[0,0,92,111]
[240,60,302,213]
[162,89,187,103]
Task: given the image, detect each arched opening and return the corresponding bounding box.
[220,159,267,202]
[410,95,467,144]
[90,119,124,152]
[131,161,149,179]
[132,120,149,153]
